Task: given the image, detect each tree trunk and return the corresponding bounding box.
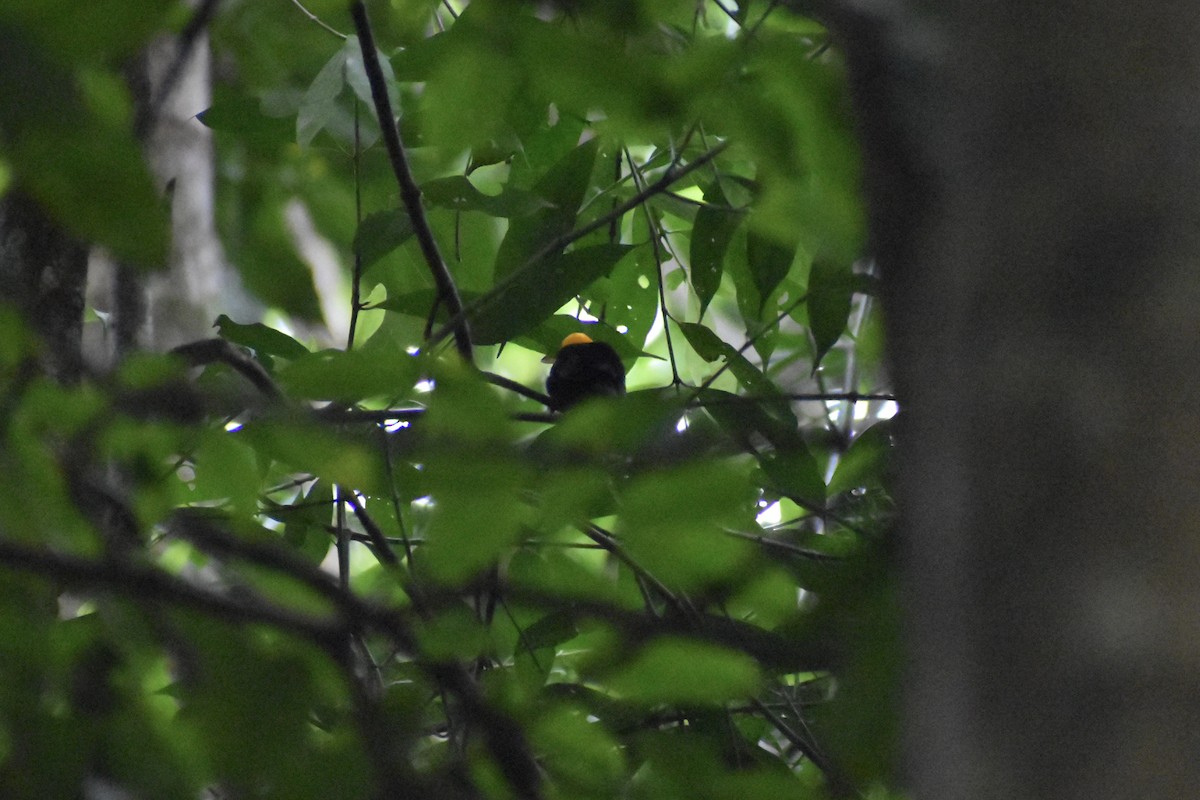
[87,7,253,362]
[838,1,1200,797]
[0,193,88,383]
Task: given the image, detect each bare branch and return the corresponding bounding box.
[350,2,474,363]
[171,338,280,398]
[289,0,349,39]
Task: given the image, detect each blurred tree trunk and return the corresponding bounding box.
[0,193,88,383]
[87,2,253,363]
[834,1,1200,797]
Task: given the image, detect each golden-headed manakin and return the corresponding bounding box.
[545,332,626,411]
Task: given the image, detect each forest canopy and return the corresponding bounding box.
[0,1,899,797]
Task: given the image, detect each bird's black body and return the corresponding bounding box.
[545,339,626,411]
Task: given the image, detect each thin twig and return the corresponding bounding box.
[692,391,897,405]
[379,425,419,567]
[289,0,349,39]
[428,142,730,349]
[482,371,552,406]
[624,147,682,387]
[688,290,809,399]
[750,696,840,780]
[350,2,474,362]
[335,486,352,586]
[347,96,364,349]
[314,393,892,427]
[725,529,845,561]
[341,490,399,566]
[581,523,690,616]
[172,513,540,798]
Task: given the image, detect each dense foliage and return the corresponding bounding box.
[0,1,899,797]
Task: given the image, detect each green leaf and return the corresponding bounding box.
[0,0,175,63]
[27,133,169,268]
[276,347,420,402]
[198,88,293,145]
[520,610,580,651]
[416,607,489,661]
[353,210,415,269]
[420,451,528,585]
[343,35,400,113]
[530,705,625,794]
[238,195,323,320]
[296,42,348,147]
[0,28,169,268]
[746,227,798,311]
[296,35,397,149]
[240,419,382,493]
[699,389,825,506]
[215,316,310,361]
[493,137,600,280]
[606,638,762,706]
[807,255,854,370]
[382,242,635,345]
[469,244,635,344]
[760,447,826,508]
[281,480,335,564]
[421,175,551,217]
[678,323,794,421]
[358,374,496,586]
[191,428,261,514]
[518,316,647,360]
[618,460,755,590]
[678,321,726,363]
[827,419,896,496]
[537,392,681,459]
[585,206,661,352]
[688,183,743,318]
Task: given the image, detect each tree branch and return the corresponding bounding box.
[168,512,541,798]
[349,2,474,363]
[0,538,343,644]
[172,338,281,398]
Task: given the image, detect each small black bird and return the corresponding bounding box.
[545,332,626,411]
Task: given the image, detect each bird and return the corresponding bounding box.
[545,332,626,411]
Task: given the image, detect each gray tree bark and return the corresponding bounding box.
[87,6,255,363]
[829,1,1200,797]
[0,193,88,383]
